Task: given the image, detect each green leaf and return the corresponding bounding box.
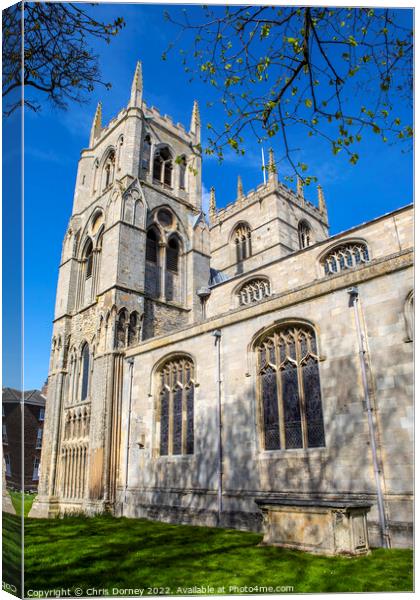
[305,98,313,108]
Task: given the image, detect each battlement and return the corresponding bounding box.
[211,178,325,226]
[143,101,191,140]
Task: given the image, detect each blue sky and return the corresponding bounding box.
[5,3,413,390]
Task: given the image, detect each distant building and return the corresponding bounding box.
[2,388,46,491]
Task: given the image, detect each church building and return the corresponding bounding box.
[30,62,414,549]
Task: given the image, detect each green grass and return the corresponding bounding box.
[15,514,412,595]
[8,491,36,517]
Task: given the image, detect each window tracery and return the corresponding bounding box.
[153,146,173,188]
[238,278,271,306]
[322,242,370,275]
[234,223,252,263]
[298,220,312,249]
[256,323,325,451]
[157,356,195,456]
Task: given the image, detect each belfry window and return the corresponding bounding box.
[322,242,370,275]
[146,229,158,263]
[157,356,195,456]
[256,323,325,451]
[166,237,179,273]
[80,343,90,401]
[298,220,312,249]
[153,146,173,188]
[234,223,252,263]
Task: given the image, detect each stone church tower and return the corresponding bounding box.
[31,62,210,516]
[31,61,413,550]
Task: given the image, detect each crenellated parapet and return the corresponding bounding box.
[209,176,328,227]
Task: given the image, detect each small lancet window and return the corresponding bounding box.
[298,220,312,249]
[142,135,152,173]
[166,237,179,273]
[80,343,90,401]
[84,239,93,279]
[146,229,159,263]
[179,156,187,190]
[103,150,116,190]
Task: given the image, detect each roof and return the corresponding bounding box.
[2,388,46,407]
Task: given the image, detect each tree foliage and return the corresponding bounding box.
[2,2,125,116]
[165,6,413,182]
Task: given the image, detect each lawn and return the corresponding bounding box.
[9,490,36,517]
[5,513,410,596]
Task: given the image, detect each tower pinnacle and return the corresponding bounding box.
[129,61,143,108]
[297,175,304,198]
[190,100,201,142]
[89,102,102,147]
[209,186,216,221]
[237,175,244,201]
[268,148,277,183]
[317,184,328,223]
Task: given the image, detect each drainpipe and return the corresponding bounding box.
[212,329,223,525]
[124,357,135,508]
[347,287,390,548]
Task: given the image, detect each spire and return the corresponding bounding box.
[268,148,277,183]
[296,175,304,198]
[129,60,143,108]
[190,100,201,142]
[317,184,328,222]
[89,102,102,147]
[209,186,216,221]
[237,175,244,201]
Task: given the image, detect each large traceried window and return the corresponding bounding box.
[157,356,195,456]
[322,242,370,276]
[256,323,325,451]
[234,223,252,263]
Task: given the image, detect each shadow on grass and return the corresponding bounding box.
[22,514,413,595]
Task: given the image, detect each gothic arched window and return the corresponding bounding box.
[115,309,128,349]
[142,135,151,173]
[84,239,93,279]
[255,323,325,451]
[103,150,115,190]
[234,223,252,263]
[80,343,90,401]
[179,155,187,190]
[128,312,140,346]
[322,241,370,275]
[298,220,312,249]
[238,278,271,306]
[153,146,173,188]
[157,356,194,456]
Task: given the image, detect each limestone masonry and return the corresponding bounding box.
[30,62,414,549]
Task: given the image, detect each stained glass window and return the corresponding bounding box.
[256,324,325,450]
[157,356,195,455]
